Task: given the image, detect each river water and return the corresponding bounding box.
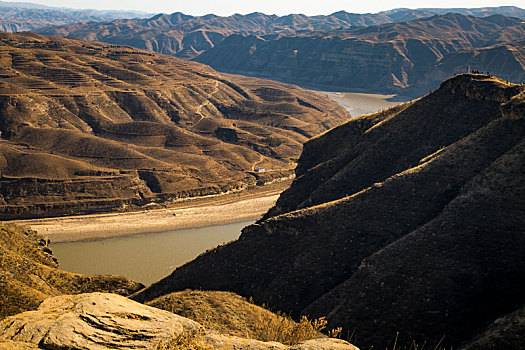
[51,220,253,285]
[323,91,403,116]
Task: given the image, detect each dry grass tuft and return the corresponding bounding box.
[156,328,211,350]
[254,312,341,345]
[147,290,341,345]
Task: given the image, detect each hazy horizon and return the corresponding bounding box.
[1,0,523,16]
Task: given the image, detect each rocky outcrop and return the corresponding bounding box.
[0,32,349,219]
[132,74,525,349]
[37,7,525,59]
[0,293,358,350]
[194,14,525,95]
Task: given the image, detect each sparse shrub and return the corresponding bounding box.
[380,332,449,350]
[263,136,283,147]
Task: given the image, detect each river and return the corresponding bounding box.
[323,91,404,116]
[51,220,253,285]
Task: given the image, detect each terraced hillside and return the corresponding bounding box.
[0,32,349,219]
[133,74,525,349]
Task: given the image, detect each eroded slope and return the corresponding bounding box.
[0,32,349,219]
[194,14,525,94]
[37,7,525,59]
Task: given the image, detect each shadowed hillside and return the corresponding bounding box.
[0,32,349,219]
[0,224,143,319]
[195,14,525,95]
[37,6,525,59]
[132,74,525,349]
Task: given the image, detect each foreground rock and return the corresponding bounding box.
[0,293,358,350]
[0,341,38,349]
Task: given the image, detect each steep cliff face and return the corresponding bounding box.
[37,7,525,59]
[427,41,525,85]
[0,32,349,219]
[194,14,525,94]
[132,74,525,349]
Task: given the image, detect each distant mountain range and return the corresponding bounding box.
[195,13,525,95]
[0,32,348,219]
[0,1,152,33]
[32,6,525,95]
[37,6,525,59]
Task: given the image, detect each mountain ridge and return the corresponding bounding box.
[194,13,525,95]
[37,6,525,59]
[132,73,525,349]
[0,1,151,33]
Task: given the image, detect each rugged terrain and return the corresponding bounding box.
[132,74,525,349]
[0,292,357,350]
[0,32,349,219]
[36,6,525,59]
[0,1,150,33]
[195,13,525,95]
[0,223,357,349]
[0,223,143,319]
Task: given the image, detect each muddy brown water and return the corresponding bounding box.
[323,91,404,117]
[51,221,253,285]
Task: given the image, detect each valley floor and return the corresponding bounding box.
[10,181,290,243]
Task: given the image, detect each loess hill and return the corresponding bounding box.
[0,32,349,219]
[195,13,525,95]
[133,74,525,349]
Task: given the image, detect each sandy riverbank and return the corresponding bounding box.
[323,91,403,116]
[12,192,281,243]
